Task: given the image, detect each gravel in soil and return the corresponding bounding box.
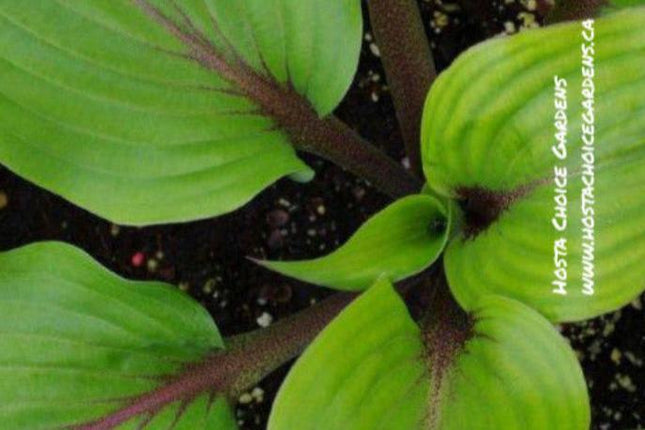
[0,1,643,428]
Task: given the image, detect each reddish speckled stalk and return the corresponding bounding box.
[367,0,437,177]
[420,275,473,428]
[544,0,608,23]
[134,0,422,200]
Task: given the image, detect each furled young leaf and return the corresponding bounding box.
[269,279,589,430]
[256,194,452,290]
[422,9,645,322]
[0,0,362,225]
[0,242,236,429]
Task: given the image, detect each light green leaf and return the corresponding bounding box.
[422,9,645,321]
[268,278,429,430]
[269,279,589,430]
[256,194,452,291]
[434,294,589,429]
[0,242,236,429]
[0,0,362,225]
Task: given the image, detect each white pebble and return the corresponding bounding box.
[256,312,273,328]
[238,393,253,404]
[369,43,380,57]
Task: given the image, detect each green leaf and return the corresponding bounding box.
[0,242,236,429]
[0,0,362,225]
[268,278,429,429]
[434,294,589,429]
[604,0,645,11]
[269,279,589,430]
[256,194,452,291]
[421,9,645,321]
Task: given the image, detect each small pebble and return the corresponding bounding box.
[353,187,366,201]
[146,258,158,273]
[616,374,637,393]
[203,279,216,294]
[432,11,449,28]
[0,191,8,209]
[131,252,145,268]
[369,43,380,57]
[251,387,265,402]
[523,0,537,11]
[401,157,411,170]
[256,312,273,328]
[110,224,120,237]
[266,209,289,228]
[274,284,293,303]
[238,393,253,404]
[518,12,538,29]
[277,198,291,208]
[267,229,284,250]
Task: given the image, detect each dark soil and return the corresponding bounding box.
[0,1,642,429]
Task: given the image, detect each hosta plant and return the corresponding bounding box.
[0,0,643,429]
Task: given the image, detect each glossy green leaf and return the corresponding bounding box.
[422,9,645,321]
[0,0,363,225]
[269,279,589,430]
[256,194,452,291]
[0,242,236,429]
